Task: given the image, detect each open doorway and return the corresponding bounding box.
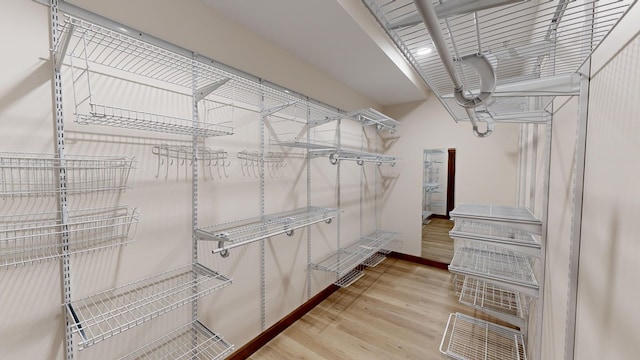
[421,148,456,263]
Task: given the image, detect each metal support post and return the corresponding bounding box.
[259,85,266,331]
[191,53,200,325]
[306,102,312,299]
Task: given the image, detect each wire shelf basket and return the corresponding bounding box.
[118,320,233,360]
[449,245,539,297]
[458,276,529,327]
[66,263,232,349]
[450,219,541,257]
[311,230,398,281]
[0,206,139,268]
[0,152,135,197]
[440,313,526,360]
[450,204,542,234]
[196,207,339,254]
[364,0,635,124]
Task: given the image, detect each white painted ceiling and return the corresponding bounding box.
[201,0,427,106]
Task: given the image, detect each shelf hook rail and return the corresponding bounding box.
[413,0,497,137]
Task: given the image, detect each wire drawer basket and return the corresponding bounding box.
[0,206,139,268]
[0,152,135,197]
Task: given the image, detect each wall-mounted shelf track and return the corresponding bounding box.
[196,207,339,255]
[66,263,231,349]
[310,230,397,287]
[347,108,401,132]
[450,204,542,234]
[458,276,528,328]
[0,152,135,197]
[450,219,541,257]
[118,320,233,360]
[0,206,139,268]
[449,245,539,298]
[440,313,526,360]
[311,149,397,166]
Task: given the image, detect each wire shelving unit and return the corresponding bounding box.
[0,152,135,197]
[310,230,397,287]
[118,320,233,360]
[450,219,541,257]
[0,206,139,268]
[66,263,232,349]
[449,245,539,298]
[440,312,527,360]
[196,207,339,255]
[458,276,528,328]
[450,204,542,234]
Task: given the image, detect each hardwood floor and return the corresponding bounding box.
[421,218,455,264]
[249,258,507,360]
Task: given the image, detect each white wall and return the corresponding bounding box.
[0,0,385,358]
[381,97,521,256]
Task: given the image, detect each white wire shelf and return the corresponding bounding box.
[196,207,339,255]
[440,313,526,360]
[118,320,233,360]
[450,219,541,257]
[0,152,135,197]
[66,263,232,349]
[347,108,401,132]
[458,276,528,328]
[0,206,139,268]
[450,204,542,234]
[449,245,539,298]
[335,267,366,288]
[364,0,634,123]
[270,138,337,150]
[311,230,398,281]
[310,149,398,166]
[77,104,233,138]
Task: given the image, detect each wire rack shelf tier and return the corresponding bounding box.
[450,219,541,257]
[57,15,344,125]
[66,263,232,349]
[311,230,398,280]
[118,320,233,360]
[458,276,528,328]
[449,245,539,298]
[0,152,135,197]
[0,206,139,268]
[310,149,398,166]
[450,204,542,234]
[270,138,337,150]
[440,313,526,360]
[196,207,339,254]
[364,0,634,123]
[335,267,366,288]
[347,108,401,132]
[78,104,233,138]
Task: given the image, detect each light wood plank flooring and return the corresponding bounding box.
[421,218,455,264]
[249,258,507,360]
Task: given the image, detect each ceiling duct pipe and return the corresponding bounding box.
[412,0,497,137]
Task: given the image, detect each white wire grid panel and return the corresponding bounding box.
[66,263,232,349]
[311,230,398,278]
[347,108,401,131]
[118,320,233,360]
[449,245,539,297]
[334,267,366,288]
[450,204,542,234]
[195,207,339,253]
[363,0,635,121]
[0,206,139,268]
[458,276,529,320]
[450,219,541,257]
[440,313,526,360]
[0,152,135,197]
[56,15,345,134]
